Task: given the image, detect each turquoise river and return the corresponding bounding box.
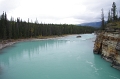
[0,34,120,79]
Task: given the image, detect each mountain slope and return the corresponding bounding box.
[79,22,101,28]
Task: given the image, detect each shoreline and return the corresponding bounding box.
[0,34,74,50]
[0,33,94,50]
[0,39,30,50]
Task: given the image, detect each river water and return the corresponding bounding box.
[0,34,120,79]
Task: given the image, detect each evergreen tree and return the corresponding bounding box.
[101,9,105,30]
[0,12,96,40]
[119,11,120,20]
[107,10,111,23]
[111,2,117,21]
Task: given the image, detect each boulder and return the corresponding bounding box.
[76,36,81,38]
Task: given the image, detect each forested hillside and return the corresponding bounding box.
[0,12,96,40]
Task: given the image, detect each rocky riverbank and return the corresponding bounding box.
[93,21,120,70]
[0,39,16,50]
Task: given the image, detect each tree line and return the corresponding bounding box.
[0,12,96,40]
[101,2,120,29]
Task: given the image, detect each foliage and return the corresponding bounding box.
[107,2,120,23]
[0,12,96,40]
[107,21,120,28]
[106,7,120,29]
[112,2,117,21]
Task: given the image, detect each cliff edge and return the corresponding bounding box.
[93,21,120,70]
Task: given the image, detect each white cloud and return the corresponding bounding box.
[0,0,20,13]
[0,0,120,24]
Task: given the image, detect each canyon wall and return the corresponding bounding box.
[93,22,120,70]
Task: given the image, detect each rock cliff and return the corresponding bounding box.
[93,21,120,70]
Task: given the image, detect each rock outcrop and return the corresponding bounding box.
[93,21,120,70]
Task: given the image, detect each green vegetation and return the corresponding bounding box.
[107,2,120,29]
[107,21,120,28]
[101,2,120,30]
[0,12,96,40]
[107,2,120,22]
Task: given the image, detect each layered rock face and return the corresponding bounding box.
[93,22,120,70]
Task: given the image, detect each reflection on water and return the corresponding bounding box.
[0,34,120,79]
[0,40,67,66]
[0,66,2,75]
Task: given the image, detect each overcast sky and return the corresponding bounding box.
[0,0,120,24]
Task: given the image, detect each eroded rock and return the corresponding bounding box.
[116,42,120,51]
[93,22,120,70]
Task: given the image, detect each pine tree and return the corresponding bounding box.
[119,10,120,20]
[101,9,105,30]
[0,12,96,39]
[111,2,117,21]
[2,12,7,39]
[107,10,111,23]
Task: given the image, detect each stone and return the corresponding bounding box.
[76,36,81,38]
[116,42,120,51]
[93,22,120,70]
